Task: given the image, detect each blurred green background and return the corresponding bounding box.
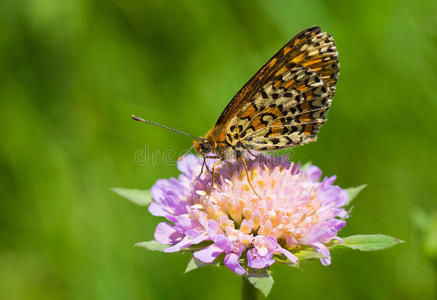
[1,0,436,299]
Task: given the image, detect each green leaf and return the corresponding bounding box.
[294,249,326,261]
[345,184,367,204]
[185,258,206,273]
[184,257,220,273]
[111,187,152,206]
[247,269,274,297]
[300,161,312,171]
[134,240,168,252]
[334,234,404,252]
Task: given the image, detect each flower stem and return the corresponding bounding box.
[242,276,257,300]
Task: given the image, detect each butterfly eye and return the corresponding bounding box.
[200,142,212,154]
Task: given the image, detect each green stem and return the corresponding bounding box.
[242,276,257,300]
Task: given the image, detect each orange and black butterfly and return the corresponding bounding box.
[133,26,339,161]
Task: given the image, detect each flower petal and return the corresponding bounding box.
[278,246,298,264]
[286,236,298,247]
[311,242,331,266]
[215,234,231,252]
[224,253,246,275]
[164,236,192,253]
[154,222,183,245]
[164,233,208,253]
[177,154,202,176]
[148,202,167,217]
[247,248,275,269]
[193,244,224,263]
[305,165,322,181]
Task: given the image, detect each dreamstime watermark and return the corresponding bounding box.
[134,144,296,166]
[134,144,188,166]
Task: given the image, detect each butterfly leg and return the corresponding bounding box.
[203,155,220,174]
[247,149,258,158]
[200,156,206,175]
[194,156,217,186]
[197,155,219,178]
[238,157,262,200]
[208,159,223,197]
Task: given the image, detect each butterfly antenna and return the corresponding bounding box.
[131,115,198,140]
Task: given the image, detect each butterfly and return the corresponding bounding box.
[133,26,339,163]
[191,25,339,160]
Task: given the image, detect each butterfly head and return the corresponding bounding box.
[193,137,213,155]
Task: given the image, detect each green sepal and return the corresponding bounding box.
[246,268,274,297]
[111,187,152,206]
[300,161,312,171]
[184,257,220,273]
[332,234,404,251]
[134,240,168,252]
[294,249,326,261]
[345,184,367,204]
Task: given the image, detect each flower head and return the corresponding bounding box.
[150,154,349,274]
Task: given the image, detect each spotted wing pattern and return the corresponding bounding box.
[227,66,333,150]
[207,26,339,153]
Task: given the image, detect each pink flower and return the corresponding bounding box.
[150,154,349,274]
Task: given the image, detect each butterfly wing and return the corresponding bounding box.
[206,26,339,152]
